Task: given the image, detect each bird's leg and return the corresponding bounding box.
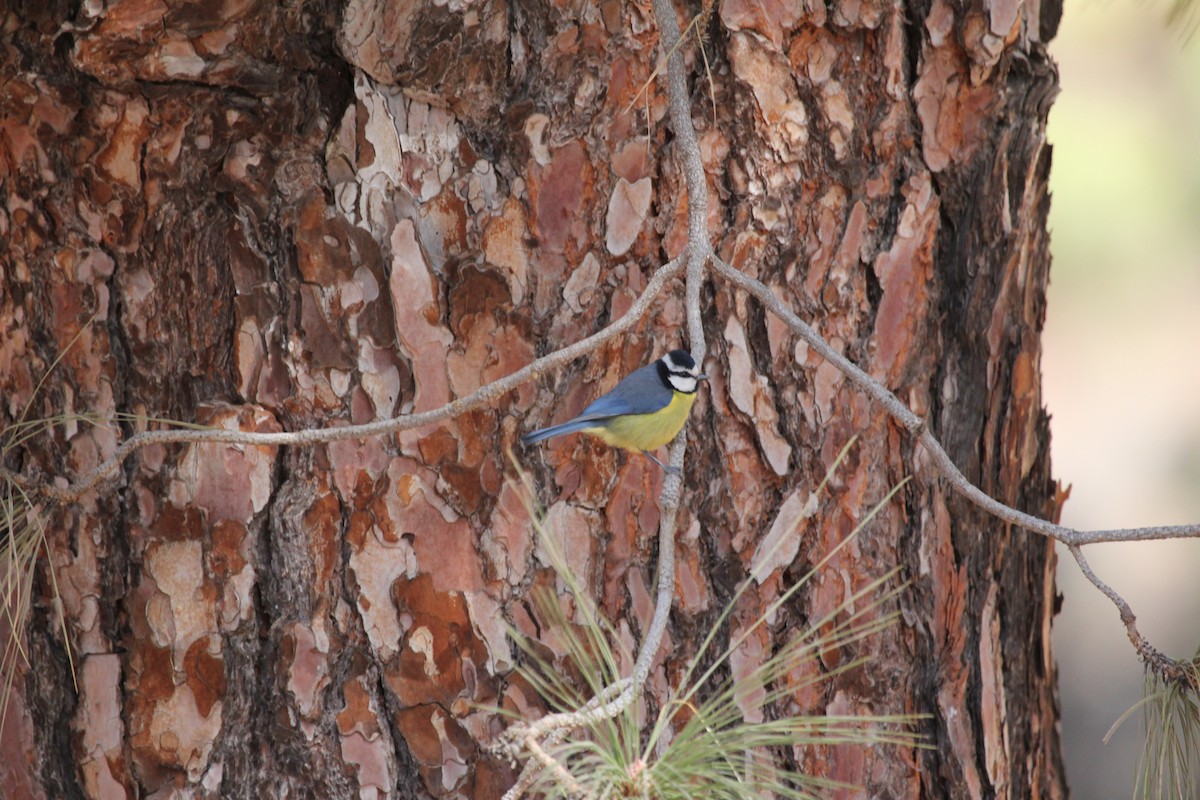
[641,450,680,475]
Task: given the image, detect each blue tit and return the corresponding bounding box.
[520,349,707,472]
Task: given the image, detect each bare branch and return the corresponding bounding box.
[707,254,1200,682]
[708,255,1200,548]
[497,0,707,759]
[523,734,589,799]
[499,681,630,800]
[12,257,684,505]
[1068,546,1198,689]
[492,7,719,782]
[654,0,710,364]
[632,0,712,706]
[708,255,925,436]
[500,677,633,753]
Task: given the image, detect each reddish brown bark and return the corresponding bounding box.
[1,0,1065,797]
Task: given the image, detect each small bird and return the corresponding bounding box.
[520,349,707,472]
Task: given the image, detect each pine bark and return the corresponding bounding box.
[0,0,1066,797]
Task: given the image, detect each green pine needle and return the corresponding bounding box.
[503,451,929,799]
[1105,647,1200,800]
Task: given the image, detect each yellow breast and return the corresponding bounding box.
[581,391,698,452]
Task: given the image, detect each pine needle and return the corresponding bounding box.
[502,452,929,798]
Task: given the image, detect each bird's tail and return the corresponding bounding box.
[520,418,597,446]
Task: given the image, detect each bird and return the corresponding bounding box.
[520,349,707,473]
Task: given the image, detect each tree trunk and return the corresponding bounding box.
[0,0,1066,797]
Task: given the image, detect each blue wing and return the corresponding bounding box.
[577,362,671,417]
[520,362,670,445]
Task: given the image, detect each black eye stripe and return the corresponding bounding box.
[658,358,699,388]
[667,374,699,393]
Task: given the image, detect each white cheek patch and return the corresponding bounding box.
[668,373,698,393]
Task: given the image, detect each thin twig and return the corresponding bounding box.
[8,257,685,505]
[499,0,707,755]
[639,0,709,699]
[499,677,638,799]
[493,2,712,777]
[655,0,710,365]
[501,750,545,800]
[630,3,1199,686]
[500,677,633,754]
[500,708,602,800]
[622,11,709,116]
[523,733,589,798]
[707,254,1200,682]
[708,255,1200,548]
[1068,545,1197,688]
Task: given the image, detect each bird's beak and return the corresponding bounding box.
[698,373,709,381]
